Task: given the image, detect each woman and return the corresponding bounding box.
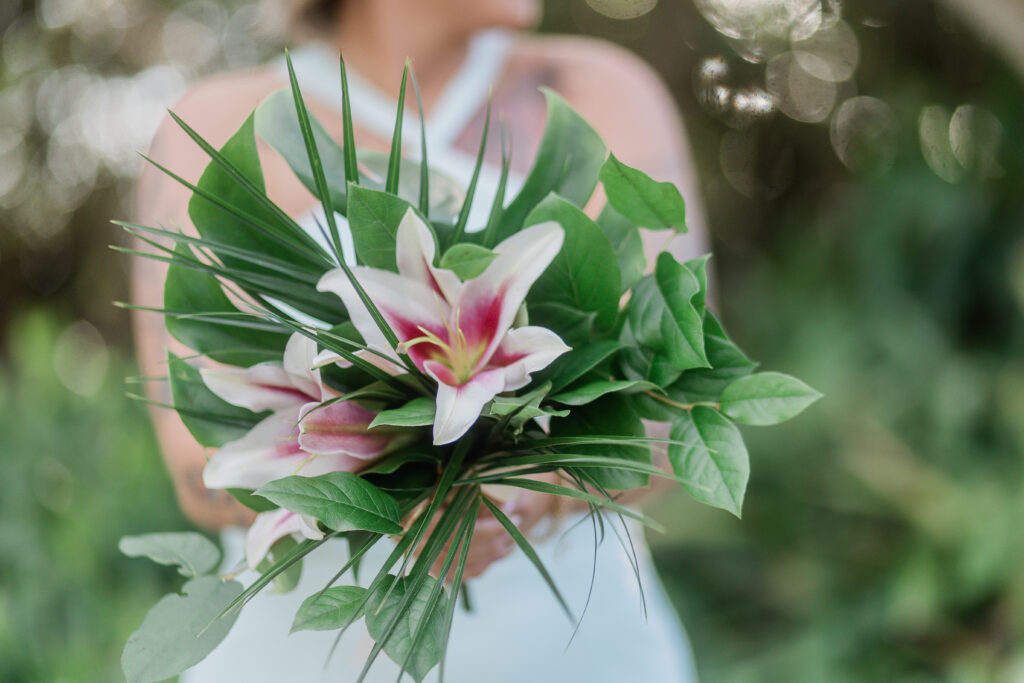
[133,0,707,680]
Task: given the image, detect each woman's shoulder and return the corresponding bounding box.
[159,65,284,148]
[507,32,683,166]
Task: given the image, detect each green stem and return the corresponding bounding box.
[643,391,719,412]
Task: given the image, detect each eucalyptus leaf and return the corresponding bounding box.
[255,471,402,534]
[121,576,243,683]
[118,532,220,578]
[599,153,686,232]
[526,194,621,329]
[719,371,822,426]
[669,406,749,517]
[166,351,264,448]
[369,397,435,429]
[438,243,497,280]
[291,585,367,633]
[365,574,448,683]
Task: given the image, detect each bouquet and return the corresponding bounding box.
[117,54,820,683]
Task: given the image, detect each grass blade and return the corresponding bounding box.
[448,95,491,247]
[339,55,359,186]
[385,63,409,196]
[410,68,429,217]
[480,120,510,248]
[284,50,344,264]
[481,496,573,621]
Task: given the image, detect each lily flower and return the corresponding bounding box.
[244,507,323,569]
[200,333,402,490]
[318,209,570,445]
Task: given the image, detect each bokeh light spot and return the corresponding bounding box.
[585,0,658,20]
[830,96,898,175]
[53,320,110,398]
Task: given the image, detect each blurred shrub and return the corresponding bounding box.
[0,310,188,681]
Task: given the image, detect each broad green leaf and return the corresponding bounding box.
[655,252,708,370]
[166,352,263,448]
[597,203,646,293]
[118,532,220,577]
[686,254,712,316]
[227,487,279,513]
[365,575,448,683]
[669,406,749,517]
[291,585,367,632]
[599,153,686,231]
[121,576,243,683]
[255,471,402,534]
[164,244,288,366]
[550,379,658,406]
[494,89,607,242]
[528,302,596,349]
[618,323,682,388]
[187,113,328,283]
[438,243,497,280]
[539,339,623,392]
[369,397,435,428]
[550,394,650,490]
[719,371,822,425]
[347,186,420,270]
[255,89,350,210]
[526,194,621,329]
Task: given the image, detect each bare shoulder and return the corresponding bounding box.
[510,34,682,168]
[147,65,285,180]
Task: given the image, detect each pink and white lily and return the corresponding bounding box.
[318,209,570,445]
[200,333,394,491]
[198,332,409,566]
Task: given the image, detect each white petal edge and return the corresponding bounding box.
[425,364,506,445]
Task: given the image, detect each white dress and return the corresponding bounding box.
[182,32,697,683]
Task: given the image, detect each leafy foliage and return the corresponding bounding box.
[117,55,819,682]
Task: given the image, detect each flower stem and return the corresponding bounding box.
[643,391,719,412]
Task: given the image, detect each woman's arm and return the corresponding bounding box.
[131,74,281,529]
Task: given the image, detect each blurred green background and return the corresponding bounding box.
[1,0,1022,681]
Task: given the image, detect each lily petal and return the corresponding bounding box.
[425,363,506,445]
[201,364,311,413]
[298,400,403,459]
[454,221,564,369]
[245,508,323,569]
[281,332,321,398]
[317,266,448,370]
[395,209,461,302]
[202,410,308,490]
[492,325,571,391]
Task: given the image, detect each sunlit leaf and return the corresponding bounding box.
[255,472,402,534]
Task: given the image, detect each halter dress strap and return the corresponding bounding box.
[277,30,513,158]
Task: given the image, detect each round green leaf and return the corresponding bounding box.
[719,371,823,426]
[669,406,749,517]
[119,532,220,577]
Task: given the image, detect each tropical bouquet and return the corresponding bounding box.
[116,54,820,683]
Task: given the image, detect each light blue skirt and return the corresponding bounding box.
[182,515,696,682]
